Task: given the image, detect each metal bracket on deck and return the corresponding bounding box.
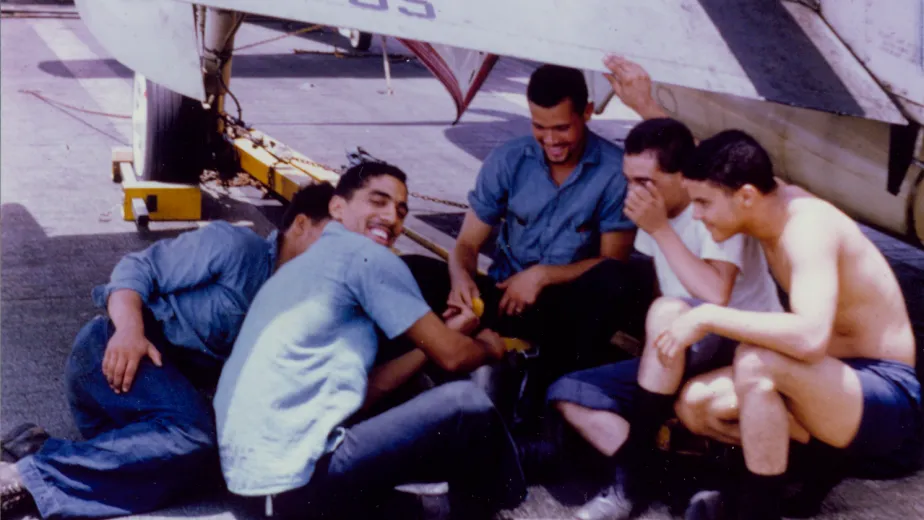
[110,147,203,231]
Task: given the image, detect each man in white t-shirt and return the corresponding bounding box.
[546,117,783,520]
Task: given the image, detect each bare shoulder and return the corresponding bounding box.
[780,188,845,256]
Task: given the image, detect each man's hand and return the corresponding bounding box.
[496,265,547,316]
[102,329,162,394]
[603,55,665,119]
[625,183,669,234]
[442,303,480,336]
[475,328,506,360]
[654,306,709,366]
[449,271,481,311]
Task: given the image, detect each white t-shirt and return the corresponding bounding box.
[634,205,782,312]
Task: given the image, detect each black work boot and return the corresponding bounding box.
[0,462,36,517]
[1,424,49,463]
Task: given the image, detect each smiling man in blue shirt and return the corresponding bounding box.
[215,162,526,519]
[404,65,652,417]
[0,184,335,519]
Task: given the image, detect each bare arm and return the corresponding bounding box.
[363,303,483,408]
[403,312,504,372]
[102,289,163,393]
[362,349,428,410]
[448,211,493,308]
[650,227,739,305]
[539,230,635,285]
[107,289,146,336]
[699,223,839,361]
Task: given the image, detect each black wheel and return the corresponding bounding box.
[132,72,209,184]
[349,29,373,51]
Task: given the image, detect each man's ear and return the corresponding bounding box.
[735,184,761,209]
[291,214,311,235]
[583,101,595,122]
[329,195,345,221]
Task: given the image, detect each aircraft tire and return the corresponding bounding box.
[349,29,373,52]
[132,72,209,184]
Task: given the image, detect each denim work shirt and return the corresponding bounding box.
[213,221,431,496]
[468,131,634,282]
[91,221,278,361]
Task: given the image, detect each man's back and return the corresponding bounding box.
[213,221,430,496]
[770,186,914,364]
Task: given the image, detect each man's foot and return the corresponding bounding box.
[684,490,727,520]
[389,483,450,520]
[574,481,644,520]
[0,462,36,516]
[574,465,654,520]
[1,424,48,463]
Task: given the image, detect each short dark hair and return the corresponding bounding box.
[281,182,334,229]
[527,65,589,114]
[624,118,695,174]
[334,161,408,201]
[683,130,776,193]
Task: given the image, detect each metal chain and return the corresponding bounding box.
[408,192,470,210]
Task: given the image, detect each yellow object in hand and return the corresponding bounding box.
[503,338,530,353]
[471,297,485,318]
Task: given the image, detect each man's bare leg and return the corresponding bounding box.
[675,367,811,446]
[553,297,690,458]
[555,402,629,456]
[557,298,698,520]
[734,345,863,469]
[730,345,864,519]
[638,297,691,393]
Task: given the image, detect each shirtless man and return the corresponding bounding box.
[654,130,922,520]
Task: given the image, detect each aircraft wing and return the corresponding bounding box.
[396,41,498,123]
[179,0,910,124]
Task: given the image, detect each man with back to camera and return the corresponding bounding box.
[0,183,336,518]
[402,64,651,423]
[655,130,922,520]
[214,161,527,520]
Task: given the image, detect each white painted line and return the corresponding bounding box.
[32,19,132,141]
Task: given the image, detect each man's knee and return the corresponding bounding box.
[645,297,692,333]
[65,316,112,389]
[435,380,496,417]
[554,400,583,425]
[675,382,713,436]
[733,345,783,395]
[676,374,738,436]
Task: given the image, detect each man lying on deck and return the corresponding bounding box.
[546,112,784,519]
[0,183,336,519]
[402,64,652,427]
[213,161,526,520]
[661,130,922,520]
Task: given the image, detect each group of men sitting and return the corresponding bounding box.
[1,55,920,520]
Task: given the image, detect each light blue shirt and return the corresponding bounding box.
[213,221,432,496]
[91,221,278,360]
[467,131,634,282]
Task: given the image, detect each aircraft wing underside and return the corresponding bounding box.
[75,0,923,125]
